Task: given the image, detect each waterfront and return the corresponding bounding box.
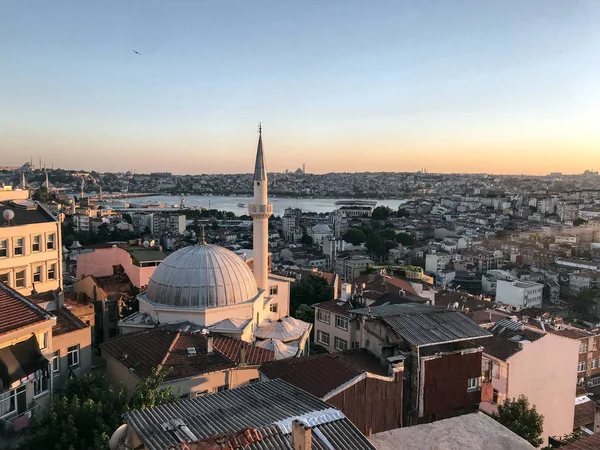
[118,195,407,215]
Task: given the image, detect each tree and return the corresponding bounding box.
[573,289,598,315]
[294,304,314,323]
[396,207,410,218]
[395,232,415,246]
[573,218,587,227]
[17,370,179,450]
[32,186,50,203]
[495,395,544,447]
[122,213,133,224]
[300,234,313,246]
[290,275,332,315]
[343,228,366,245]
[371,206,392,221]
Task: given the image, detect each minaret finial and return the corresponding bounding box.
[258,122,262,135]
[200,225,206,245]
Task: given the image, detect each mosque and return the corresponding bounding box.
[119,127,312,358]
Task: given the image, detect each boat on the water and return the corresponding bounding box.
[237,203,247,208]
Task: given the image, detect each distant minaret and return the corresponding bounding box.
[303,162,306,174]
[80,179,85,199]
[249,123,272,293]
[45,170,49,190]
[21,173,27,190]
[99,185,103,201]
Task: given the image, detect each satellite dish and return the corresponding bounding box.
[3,209,15,223]
[143,240,150,248]
[453,302,460,310]
[149,240,155,247]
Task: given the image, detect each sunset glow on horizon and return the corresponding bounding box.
[1,1,599,175]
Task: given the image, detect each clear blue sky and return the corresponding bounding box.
[1,0,599,174]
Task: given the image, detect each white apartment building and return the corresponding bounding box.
[72,213,90,233]
[495,280,543,309]
[0,190,62,296]
[335,256,373,281]
[425,253,454,273]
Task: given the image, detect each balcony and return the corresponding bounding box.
[248,204,273,217]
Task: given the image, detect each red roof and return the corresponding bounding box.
[560,433,600,450]
[52,308,88,336]
[481,329,545,361]
[0,282,52,336]
[573,399,596,429]
[353,273,418,299]
[313,299,354,317]
[101,328,274,381]
[259,349,389,398]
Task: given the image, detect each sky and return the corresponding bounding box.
[1,0,599,175]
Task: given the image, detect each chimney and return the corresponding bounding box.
[206,336,213,354]
[239,346,246,365]
[365,426,373,437]
[291,420,312,450]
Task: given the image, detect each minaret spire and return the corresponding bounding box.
[249,123,273,295]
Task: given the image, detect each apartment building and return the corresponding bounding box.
[569,271,600,295]
[151,214,186,236]
[335,255,373,281]
[313,289,360,352]
[495,279,543,309]
[480,318,579,446]
[0,283,91,433]
[0,191,62,296]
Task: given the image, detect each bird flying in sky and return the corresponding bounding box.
[132,50,140,55]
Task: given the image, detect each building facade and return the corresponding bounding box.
[495,280,543,309]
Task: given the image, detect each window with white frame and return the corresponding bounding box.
[15,270,25,288]
[14,238,24,256]
[317,310,330,324]
[0,389,16,418]
[269,303,278,313]
[590,376,600,387]
[269,285,278,295]
[52,350,60,375]
[317,330,330,346]
[33,265,42,283]
[33,370,49,397]
[335,315,348,331]
[32,235,41,252]
[36,332,48,350]
[591,358,597,370]
[467,377,479,390]
[68,345,80,368]
[578,360,587,372]
[334,337,348,351]
[48,263,56,280]
[46,233,55,250]
[580,342,588,353]
[0,240,7,258]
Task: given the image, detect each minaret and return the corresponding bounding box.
[45,170,50,190]
[249,123,272,293]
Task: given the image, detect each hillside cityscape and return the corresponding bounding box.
[2,2,600,450]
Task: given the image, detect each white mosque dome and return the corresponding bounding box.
[255,338,298,359]
[144,244,259,309]
[312,223,331,234]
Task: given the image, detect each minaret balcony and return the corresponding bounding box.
[249,204,273,217]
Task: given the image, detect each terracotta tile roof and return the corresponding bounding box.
[353,273,418,299]
[260,349,388,398]
[313,299,354,317]
[560,433,600,450]
[101,328,274,381]
[0,282,52,336]
[481,328,545,361]
[547,328,591,340]
[467,310,509,325]
[52,308,88,336]
[573,399,596,429]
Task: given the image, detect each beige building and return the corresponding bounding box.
[0,190,62,296]
[101,326,274,397]
[0,283,91,433]
[480,319,579,446]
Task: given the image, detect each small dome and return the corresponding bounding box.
[312,223,331,234]
[255,339,298,359]
[254,318,307,342]
[145,244,259,309]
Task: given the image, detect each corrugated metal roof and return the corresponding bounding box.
[124,379,375,450]
[491,318,523,332]
[383,310,492,347]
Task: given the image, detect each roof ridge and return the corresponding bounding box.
[0,280,53,320]
[158,330,181,372]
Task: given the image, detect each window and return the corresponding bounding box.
[0,240,7,258]
[334,337,348,351]
[269,285,278,295]
[352,341,359,349]
[492,389,499,404]
[594,340,598,351]
[269,303,278,313]
[15,270,25,288]
[52,351,60,375]
[33,265,42,283]
[317,330,330,346]
[68,345,80,368]
[47,234,55,250]
[14,238,24,256]
[48,263,56,280]
[591,359,597,370]
[0,272,8,285]
[335,315,348,331]
[578,360,587,373]
[0,389,16,418]
[32,235,41,252]
[355,320,360,331]
[317,310,330,324]
[108,303,118,321]
[36,332,48,350]
[580,342,589,354]
[467,377,479,390]
[590,376,600,387]
[33,370,49,397]
[216,385,229,393]
[249,378,259,384]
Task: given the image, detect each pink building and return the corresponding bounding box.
[75,245,167,288]
[480,319,579,446]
